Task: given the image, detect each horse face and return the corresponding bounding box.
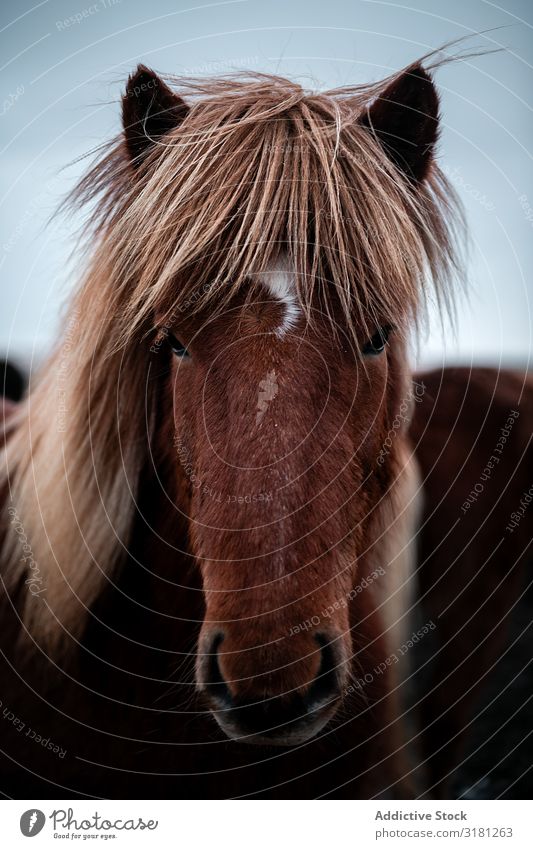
[165,265,401,745]
[119,62,441,745]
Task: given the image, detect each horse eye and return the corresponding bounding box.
[168,332,189,358]
[362,325,392,356]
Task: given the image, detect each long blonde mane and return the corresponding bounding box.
[0,65,463,656]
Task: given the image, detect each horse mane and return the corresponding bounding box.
[0,61,464,656]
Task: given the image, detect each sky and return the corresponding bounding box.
[1,0,532,370]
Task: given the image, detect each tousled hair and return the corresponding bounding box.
[0,63,464,655]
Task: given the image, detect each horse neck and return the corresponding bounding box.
[358,440,421,654]
[124,459,204,649]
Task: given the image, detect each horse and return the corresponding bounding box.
[1,59,528,799]
[410,366,533,798]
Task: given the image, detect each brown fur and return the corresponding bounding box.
[0,59,469,797]
[410,367,533,796]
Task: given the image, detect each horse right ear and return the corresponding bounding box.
[122,65,189,166]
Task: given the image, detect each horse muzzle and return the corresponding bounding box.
[197,630,346,745]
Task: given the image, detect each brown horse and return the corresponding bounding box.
[410,367,533,798]
[0,60,528,799]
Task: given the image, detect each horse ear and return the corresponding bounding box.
[360,64,439,183]
[122,64,189,166]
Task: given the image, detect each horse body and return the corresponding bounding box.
[3,59,527,799]
[410,367,533,798]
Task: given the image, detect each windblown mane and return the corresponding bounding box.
[0,64,463,655]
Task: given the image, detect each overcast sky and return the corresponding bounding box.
[1,0,532,370]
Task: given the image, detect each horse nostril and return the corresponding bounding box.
[307,632,343,707]
[203,632,233,707]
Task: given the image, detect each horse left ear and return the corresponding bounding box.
[122,64,189,166]
[360,64,439,183]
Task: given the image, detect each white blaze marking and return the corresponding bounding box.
[253,257,301,336]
